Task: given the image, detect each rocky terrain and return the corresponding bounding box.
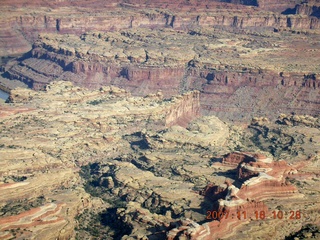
[0,0,320,239]
[0,82,319,239]
[0,81,200,239]
[0,0,320,121]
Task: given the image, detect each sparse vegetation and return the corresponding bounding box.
[75,208,132,240]
[87,99,104,105]
[0,196,46,217]
[285,224,320,240]
[10,176,27,182]
[78,162,132,239]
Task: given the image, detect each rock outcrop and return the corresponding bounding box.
[0,1,320,239]
[0,84,319,239]
[144,115,229,150]
[6,81,200,131]
[1,0,320,121]
[1,0,320,55]
[290,1,320,17]
[2,27,320,121]
[247,114,320,161]
[167,152,305,240]
[0,81,200,239]
[1,0,319,58]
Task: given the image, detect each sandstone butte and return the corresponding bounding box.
[0,0,319,121]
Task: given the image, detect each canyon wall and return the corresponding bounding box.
[2,28,320,121]
[1,0,320,122]
[297,4,320,16]
[1,0,320,56]
[165,91,200,127]
[1,79,319,239]
[198,70,320,120]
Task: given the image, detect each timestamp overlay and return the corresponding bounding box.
[198,151,320,240]
[206,209,302,221]
[204,203,320,240]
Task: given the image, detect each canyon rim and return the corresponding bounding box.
[0,0,320,240]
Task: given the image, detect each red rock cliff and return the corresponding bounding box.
[1,0,320,56]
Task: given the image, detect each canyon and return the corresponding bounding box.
[0,0,320,121]
[0,0,320,239]
[0,82,319,239]
[0,81,200,239]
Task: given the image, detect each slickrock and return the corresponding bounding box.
[144,116,229,149]
[0,81,200,239]
[0,1,319,238]
[72,113,319,239]
[247,114,320,161]
[0,81,319,239]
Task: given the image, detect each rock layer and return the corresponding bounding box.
[1,0,320,56]
[2,27,320,121]
[167,152,305,240]
[1,0,320,121]
[0,81,200,239]
[0,84,319,239]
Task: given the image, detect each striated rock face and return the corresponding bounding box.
[165,91,200,127]
[2,27,320,121]
[1,0,320,56]
[1,1,320,239]
[257,0,299,12]
[6,81,200,130]
[167,152,303,240]
[1,0,320,121]
[222,152,257,167]
[166,202,270,240]
[294,2,320,17]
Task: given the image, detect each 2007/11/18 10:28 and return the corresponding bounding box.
[206,210,301,220]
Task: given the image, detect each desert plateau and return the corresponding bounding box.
[0,0,319,240]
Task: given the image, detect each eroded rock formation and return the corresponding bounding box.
[1,0,320,121]
[2,27,320,121]
[0,1,320,239]
[0,82,319,239]
[1,0,319,58]
[167,152,305,239]
[0,81,200,239]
